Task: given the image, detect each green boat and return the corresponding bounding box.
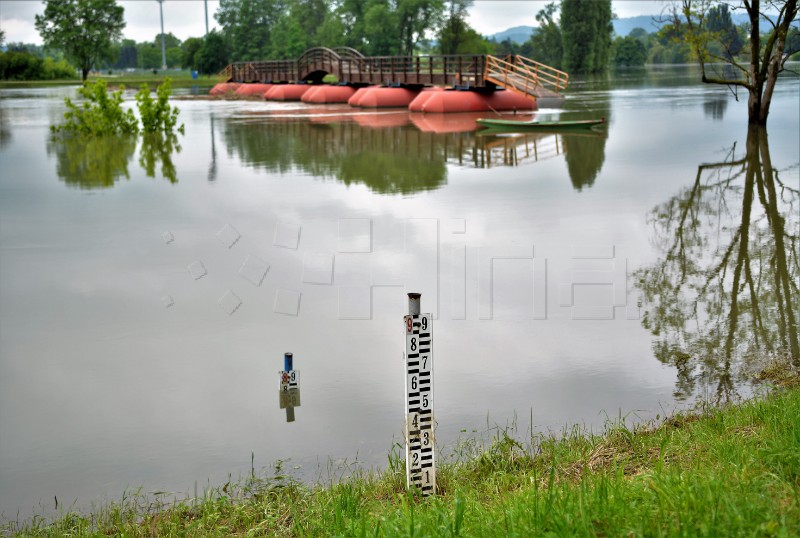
[476,117,606,131]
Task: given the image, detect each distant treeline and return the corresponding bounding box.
[5,0,799,81]
[0,43,77,80]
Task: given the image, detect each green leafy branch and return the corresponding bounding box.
[52,78,184,135]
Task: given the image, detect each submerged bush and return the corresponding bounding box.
[135,78,184,134]
[52,78,183,135]
[53,79,137,135]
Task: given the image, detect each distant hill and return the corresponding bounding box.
[612,15,663,36]
[488,25,535,44]
[486,12,797,44]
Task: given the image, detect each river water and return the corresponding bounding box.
[0,66,797,518]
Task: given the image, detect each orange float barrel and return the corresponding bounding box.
[264,84,313,101]
[209,82,242,96]
[348,85,379,106]
[234,83,274,97]
[407,87,446,112]
[413,90,488,113]
[356,87,421,108]
[483,90,537,111]
[302,85,357,104]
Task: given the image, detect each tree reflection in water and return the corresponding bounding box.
[220,118,609,195]
[636,127,799,402]
[48,132,181,189]
[48,134,137,189]
[139,132,181,184]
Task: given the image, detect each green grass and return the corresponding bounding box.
[5,360,800,537]
[0,72,218,90]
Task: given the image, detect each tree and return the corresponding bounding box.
[706,3,744,58]
[181,37,203,70]
[114,39,137,70]
[196,31,230,75]
[396,0,445,56]
[215,0,284,61]
[35,0,126,81]
[667,0,798,125]
[560,0,613,73]
[438,0,491,54]
[528,3,563,69]
[613,35,647,66]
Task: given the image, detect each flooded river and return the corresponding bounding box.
[0,65,797,518]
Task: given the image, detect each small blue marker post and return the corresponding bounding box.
[284,352,293,371]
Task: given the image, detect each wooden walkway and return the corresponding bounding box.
[221,48,569,100]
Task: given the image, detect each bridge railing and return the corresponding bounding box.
[337,54,486,85]
[484,54,569,96]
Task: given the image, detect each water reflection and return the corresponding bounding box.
[47,134,137,189]
[0,107,11,149]
[636,127,799,401]
[563,131,607,190]
[47,132,181,189]
[139,133,181,184]
[703,94,728,121]
[222,116,609,194]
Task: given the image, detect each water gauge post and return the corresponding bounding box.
[279,352,300,422]
[404,293,435,495]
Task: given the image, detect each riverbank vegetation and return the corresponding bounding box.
[6,0,799,83]
[5,359,799,537]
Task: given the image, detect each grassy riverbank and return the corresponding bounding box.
[0,72,217,90]
[6,361,800,537]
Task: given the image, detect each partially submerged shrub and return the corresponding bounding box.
[53,79,137,135]
[135,78,184,134]
[52,78,183,135]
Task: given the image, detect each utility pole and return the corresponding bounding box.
[204,0,209,35]
[158,0,167,70]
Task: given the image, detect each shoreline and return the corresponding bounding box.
[4,359,798,536]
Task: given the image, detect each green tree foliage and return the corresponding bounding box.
[181,37,203,70]
[613,36,647,66]
[215,0,284,61]
[35,0,126,81]
[438,0,492,54]
[560,0,612,73]
[135,78,183,134]
[363,1,399,55]
[54,79,138,135]
[528,3,562,69]
[648,23,690,63]
[196,31,230,75]
[0,50,77,80]
[669,0,798,125]
[52,78,182,135]
[396,0,446,56]
[706,3,743,59]
[114,39,138,69]
[270,11,308,59]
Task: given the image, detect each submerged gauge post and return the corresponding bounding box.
[278,352,300,422]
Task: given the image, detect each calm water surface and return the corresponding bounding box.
[0,66,798,518]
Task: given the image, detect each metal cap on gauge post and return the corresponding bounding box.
[408,293,421,316]
[404,292,435,495]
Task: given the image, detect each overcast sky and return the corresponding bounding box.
[0,0,664,46]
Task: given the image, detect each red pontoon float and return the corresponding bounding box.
[264,84,312,101]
